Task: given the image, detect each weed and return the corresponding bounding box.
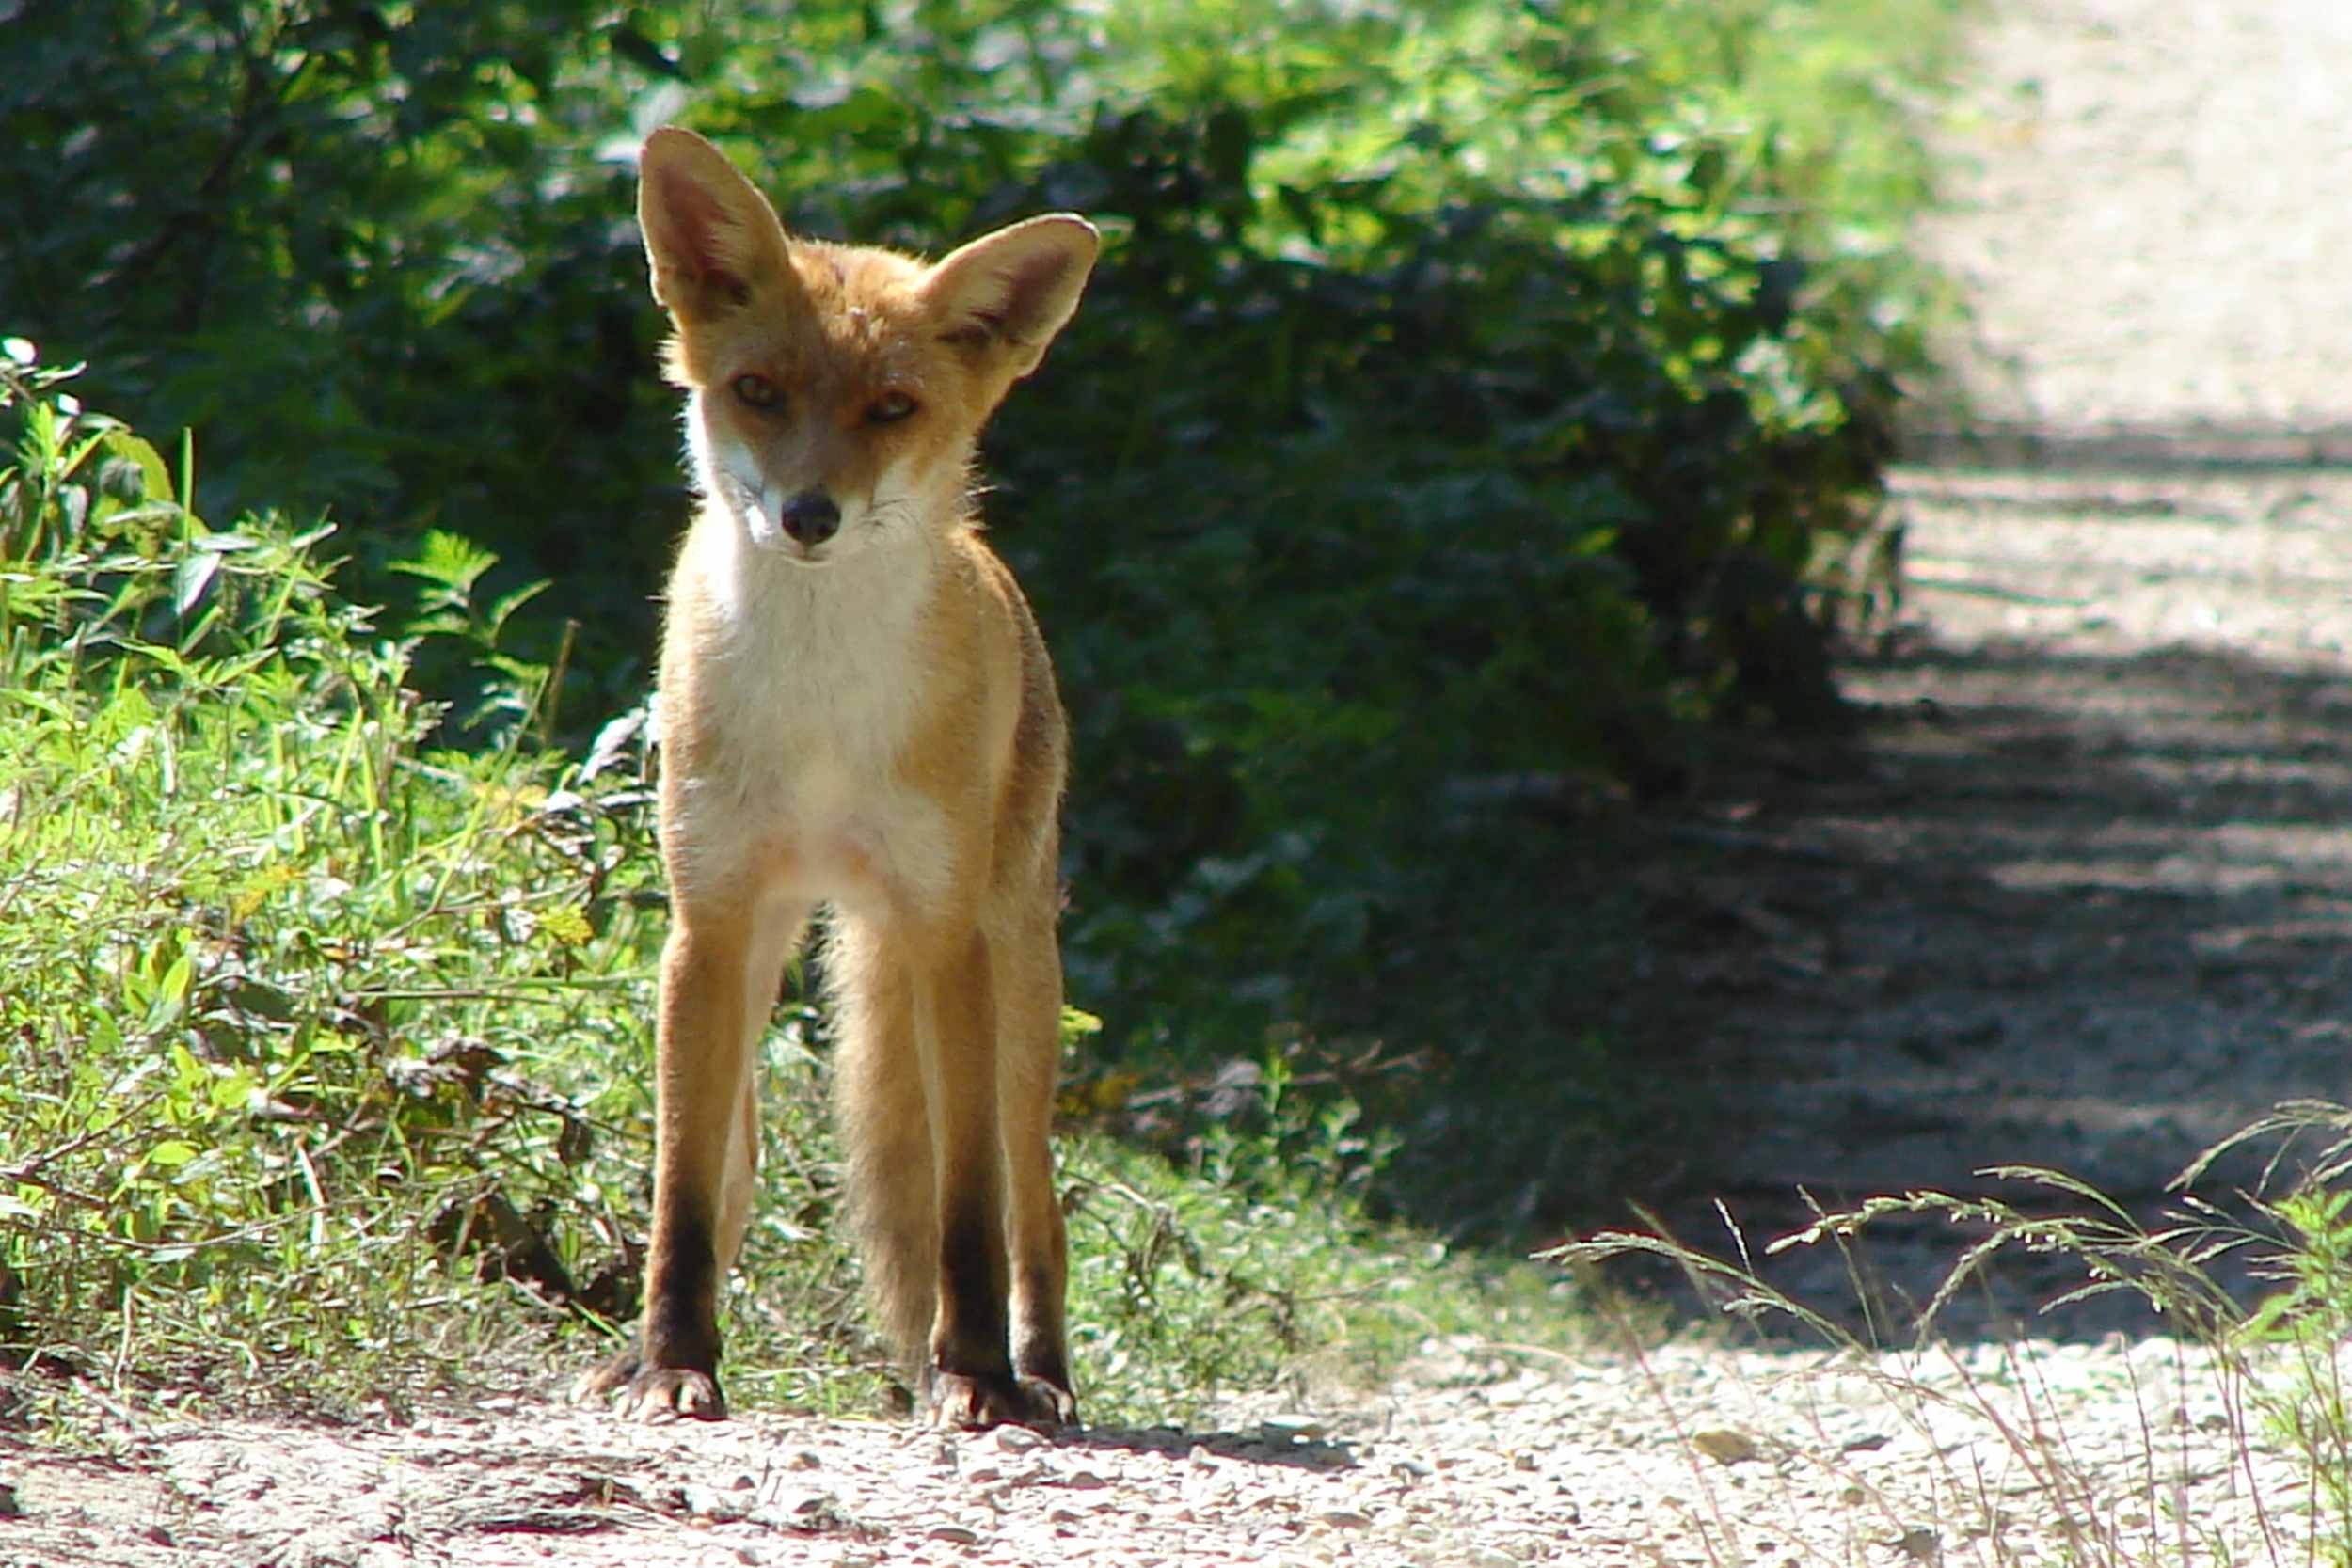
[1550,1104,2352,1565]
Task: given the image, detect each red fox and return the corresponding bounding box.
[574,126,1096,1429]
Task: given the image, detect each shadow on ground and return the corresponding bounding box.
[1610,627,2352,1342]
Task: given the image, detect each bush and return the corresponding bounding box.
[3,0,1973,1230]
[0,349,1579,1418]
[0,342,659,1397]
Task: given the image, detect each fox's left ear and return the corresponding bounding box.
[920,214,1100,380]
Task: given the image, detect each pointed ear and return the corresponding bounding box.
[919,214,1100,379]
[637,127,796,319]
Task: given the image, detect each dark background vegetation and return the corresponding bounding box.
[2,0,1967,1248]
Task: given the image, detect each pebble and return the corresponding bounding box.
[991,1424,1047,1454]
[1689,1429,1759,1465]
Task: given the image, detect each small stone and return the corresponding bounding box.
[1690,1428,1759,1465]
[927,1524,981,1545]
[1188,1445,1218,1468]
[1511,1451,1537,1472]
[1885,1527,1938,1561]
[1063,1468,1108,1490]
[1319,1509,1372,1528]
[991,1424,1047,1454]
[787,1450,822,1471]
[759,1491,850,1533]
[682,1484,752,1521]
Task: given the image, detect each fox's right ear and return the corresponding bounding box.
[637,127,795,319]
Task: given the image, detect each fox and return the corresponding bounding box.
[572,126,1097,1430]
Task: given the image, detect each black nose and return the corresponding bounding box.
[781,489,841,546]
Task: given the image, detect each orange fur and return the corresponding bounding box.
[574,127,1094,1430]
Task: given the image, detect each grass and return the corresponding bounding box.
[1554,1102,2352,1566]
[0,345,1581,1432]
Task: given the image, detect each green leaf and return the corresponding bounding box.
[174,549,224,617]
[99,429,173,507]
[389,530,499,594]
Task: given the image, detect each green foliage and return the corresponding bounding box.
[4,0,1974,1241]
[0,361,1577,1415]
[0,356,660,1397]
[2212,1110,2352,1565]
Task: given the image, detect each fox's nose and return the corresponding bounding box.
[780,489,841,546]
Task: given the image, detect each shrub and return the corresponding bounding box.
[3,0,1974,1228]
[0,349,1577,1417]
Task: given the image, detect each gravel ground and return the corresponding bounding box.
[0,1333,2335,1566]
[1915,0,2352,435]
[7,1,2352,1563]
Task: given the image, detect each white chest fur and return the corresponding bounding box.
[663,517,955,920]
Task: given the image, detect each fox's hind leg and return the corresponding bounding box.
[827,918,943,1382]
[993,910,1074,1423]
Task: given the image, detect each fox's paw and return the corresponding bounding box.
[1016,1371,1079,1430]
[572,1350,728,1421]
[928,1368,1076,1432]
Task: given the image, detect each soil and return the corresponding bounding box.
[5,1,2348,1562]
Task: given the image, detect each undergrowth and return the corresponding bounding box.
[4,0,1985,1242]
[0,349,1572,1428]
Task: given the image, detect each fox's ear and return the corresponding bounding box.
[920,214,1099,379]
[637,127,795,319]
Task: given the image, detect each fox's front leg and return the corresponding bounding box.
[915,926,1073,1430]
[577,899,799,1418]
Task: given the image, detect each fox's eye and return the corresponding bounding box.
[867,391,918,425]
[732,373,782,411]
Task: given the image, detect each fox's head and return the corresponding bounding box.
[637,127,1097,565]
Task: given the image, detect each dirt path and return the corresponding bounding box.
[1667,0,2352,1336]
[0,1332,2324,1567]
[6,2,2350,1563]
